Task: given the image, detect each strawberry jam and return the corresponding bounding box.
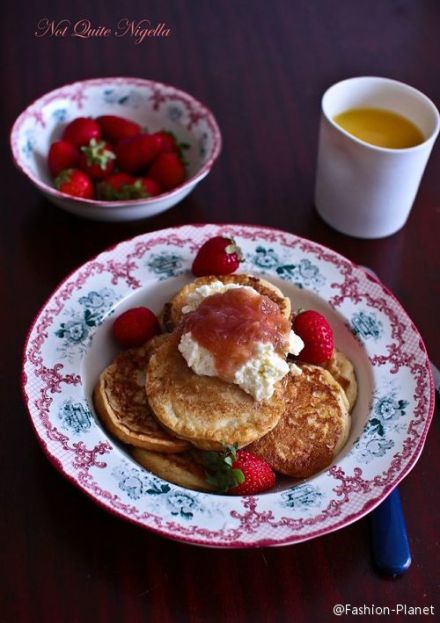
[179,288,290,379]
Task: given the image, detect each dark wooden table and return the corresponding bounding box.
[2,1,439,621]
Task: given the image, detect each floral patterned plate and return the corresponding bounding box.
[11,77,221,221]
[22,224,435,548]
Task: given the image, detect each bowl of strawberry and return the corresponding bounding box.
[10,77,222,221]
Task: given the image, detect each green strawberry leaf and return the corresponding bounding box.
[80,138,116,169]
[194,444,244,492]
[231,468,245,485]
[54,169,73,188]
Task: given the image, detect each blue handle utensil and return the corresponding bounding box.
[360,265,437,577]
[370,488,411,577]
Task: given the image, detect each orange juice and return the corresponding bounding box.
[333,107,424,148]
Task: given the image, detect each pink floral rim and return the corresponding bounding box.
[10,77,222,208]
[21,224,435,547]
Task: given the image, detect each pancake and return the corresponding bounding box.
[145,333,286,450]
[323,349,358,411]
[248,365,350,478]
[131,447,215,492]
[160,273,291,332]
[93,336,189,452]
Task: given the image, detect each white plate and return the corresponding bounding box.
[22,224,435,547]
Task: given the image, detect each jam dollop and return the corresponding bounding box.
[179,288,290,379]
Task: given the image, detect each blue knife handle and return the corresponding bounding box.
[370,488,411,577]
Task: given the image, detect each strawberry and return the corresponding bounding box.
[112,307,160,348]
[199,445,275,495]
[54,168,94,199]
[62,117,101,148]
[192,236,243,276]
[48,140,80,177]
[228,450,276,495]
[96,172,136,199]
[79,139,116,180]
[154,130,180,153]
[153,130,190,158]
[96,115,142,143]
[115,133,164,173]
[134,177,161,197]
[292,310,334,364]
[96,174,161,200]
[148,152,186,190]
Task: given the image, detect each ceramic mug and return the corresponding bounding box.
[314,76,439,239]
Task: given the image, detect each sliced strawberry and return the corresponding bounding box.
[96,115,142,143]
[148,152,186,190]
[79,139,116,180]
[115,133,164,174]
[54,168,94,199]
[192,236,243,276]
[48,141,80,177]
[62,117,101,148]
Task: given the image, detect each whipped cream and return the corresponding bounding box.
[289,362,303,376]
[178,331,217,377]
[178,281,305,399]
[233,341,290,401]
[178,329,304,401]
[288,330,305,356]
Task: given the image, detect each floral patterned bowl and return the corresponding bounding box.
[22,224,435,547]
[10,78,221,221]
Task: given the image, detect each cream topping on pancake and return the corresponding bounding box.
[178,281,304,400]
[179,334,292,401]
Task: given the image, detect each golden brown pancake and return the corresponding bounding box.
[159,273,291,332]
[145,333,286,450]
[248,365,350,478]
[323,350,358,412]
[131,447,215,492]
[93,336,189,452]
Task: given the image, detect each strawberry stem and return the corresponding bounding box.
[225,238,244,262]
[81,138,116,170]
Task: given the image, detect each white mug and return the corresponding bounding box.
[314,76,439,239]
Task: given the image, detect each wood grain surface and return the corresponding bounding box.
[1,1,439,621]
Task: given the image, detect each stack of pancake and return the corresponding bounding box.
[93,274,357,492]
